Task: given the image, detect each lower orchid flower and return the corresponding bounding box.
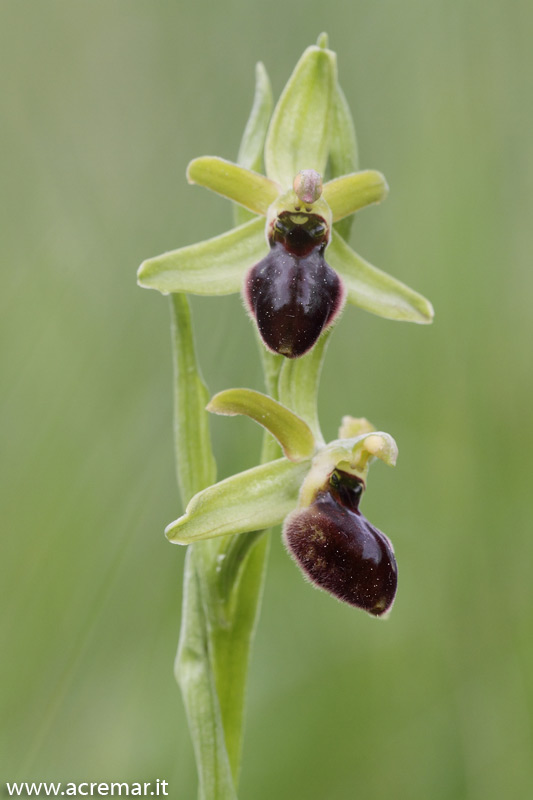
[137,37,433,358]
[165,388,399,617]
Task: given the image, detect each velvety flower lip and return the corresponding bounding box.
[283,469,398,616]
[137,42,434,353]
[165,389,399,617]
[244,209,345,358]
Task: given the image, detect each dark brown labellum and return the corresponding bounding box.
[244,212,344,358]
[283,471,397,616]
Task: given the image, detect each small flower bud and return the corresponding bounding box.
[283,470,397,615]
[293,170,323,205]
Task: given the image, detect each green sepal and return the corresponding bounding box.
[327,229,434,324]
[187,157,279,216]
[264,44,337,187]
[207,388,315,462]
[323,170,389,222]
[235,63,274,226]
[329,82,359,239]
[137,216,267,296]
[166,458,309,544]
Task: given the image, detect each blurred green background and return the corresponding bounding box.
[1,1,532,798]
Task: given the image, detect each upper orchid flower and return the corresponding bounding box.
[137,37,433,357]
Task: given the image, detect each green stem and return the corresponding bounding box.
[171,294,273,799]
[170,296,326,799]
[170,294,235,799]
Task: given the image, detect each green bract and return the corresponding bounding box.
[137,38,434,333]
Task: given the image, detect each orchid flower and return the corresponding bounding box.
[166,388,399,617]
[138,38,433,358]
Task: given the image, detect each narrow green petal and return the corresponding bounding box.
[235,63,274,226]
[166,459,308,544]
[187,157,279,216]
[323,170,389,222]
[207,388,315,462]
[329,83,359,240]
[137,217,267,296]
[328,230,434,324]
[265,45,336,187]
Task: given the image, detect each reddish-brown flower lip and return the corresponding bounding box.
[244,212,345,359]
[283,470,397,615]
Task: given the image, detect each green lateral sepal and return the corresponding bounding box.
[327,229,434,324]
[137,216,267,296]
[166,458,309,544]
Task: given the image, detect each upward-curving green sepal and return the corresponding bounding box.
[327,230,434,324]
[264,44,337,187]
[137,216,267,296]
[166,458,309,544]
[207,388,315,462]
[187,157,279,216]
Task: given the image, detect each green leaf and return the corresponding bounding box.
[327,229,434,324]
[235,63,274,226]
[323,170,389,222]
[329,83,359,239]
[171,296,239,799]
[202,533,269,786]
[170,295,216,503]
[208,388,315,462]
[175,549,238,800]
[187,157,279,216]
[138,216,267,296]
[264,45,337,187]
[166,458,309,544]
